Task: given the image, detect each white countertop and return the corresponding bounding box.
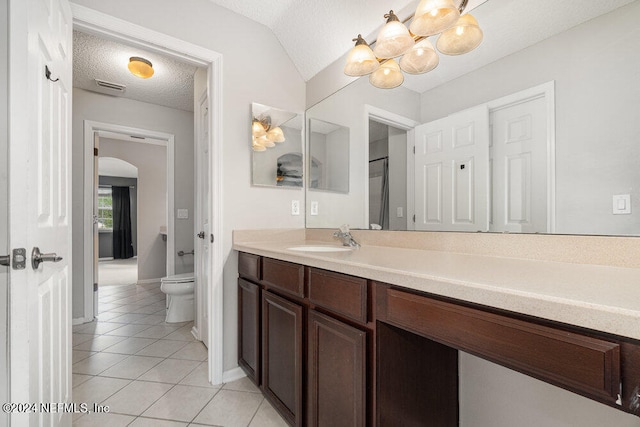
[233,238,640,340]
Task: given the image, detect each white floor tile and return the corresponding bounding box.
[135,314,167,325]
[164,326,196,342]
[72,333,96,346]
[73,350,97,364]
[134,324,181,339]
[105,323,153,337]
[138,358,200,384]
[72,352,129,375]
[179,362,220,389]
[101,380,173,416]
[136,339,188,358]
[170,342,207,361]
[99,355,164,380]
[76,321,125,335]
[223,377,261,394]
[192,390,263,427]
[102,337,158,355]
[109,313,150,323]
[72,374,94,387]
[129,417,188,427]
[72,412,136,427]
[248,399,289,427]
[73,335,127,352]
[142,384,218,422]
[72,376,130,405]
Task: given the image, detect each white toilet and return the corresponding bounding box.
[160,272,195,323]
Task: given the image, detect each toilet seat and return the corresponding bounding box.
[161,272,194,283]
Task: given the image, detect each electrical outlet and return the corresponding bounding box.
[291,200,300,215]
[311,201,319,216]
[396,207,403,218]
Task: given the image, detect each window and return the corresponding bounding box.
[97,187,113,230]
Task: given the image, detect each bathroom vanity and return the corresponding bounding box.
[234,230,640,426]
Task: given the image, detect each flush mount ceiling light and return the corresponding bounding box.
[344,0,483,89]
[128,56,154,79]
[252,117,286,152]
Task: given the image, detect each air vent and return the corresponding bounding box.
[130,135,145,140]
[94,79,126,93]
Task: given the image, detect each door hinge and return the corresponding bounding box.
[210,234,214,243]
[413,146,415,154]
[412,214,416,223]
[94,147,98,156]
[94,283,98,292]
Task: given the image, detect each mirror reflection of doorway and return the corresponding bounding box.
[369,119,408,231]
[97,157,138,288]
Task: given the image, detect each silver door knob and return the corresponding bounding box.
[31,247,63,269]
[197,231,205,239]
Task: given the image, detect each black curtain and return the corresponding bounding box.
[112,186,134,259]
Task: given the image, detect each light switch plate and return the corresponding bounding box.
[612,194,631,215]
[177,209,189,219]
[310,201,318,216]
[396,207,404,218]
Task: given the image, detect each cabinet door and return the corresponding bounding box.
[262,290,303,426]
[238,279,261,385]
[308,310,366,427]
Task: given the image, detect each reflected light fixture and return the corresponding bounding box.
[252,117,286,152]
[128,56,154,79]
[344,0,483,89]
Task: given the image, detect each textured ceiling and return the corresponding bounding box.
[73,31,199,112]
[208,0,634,84]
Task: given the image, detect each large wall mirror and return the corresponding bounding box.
[252,103,304,188]
[306,0,640,236]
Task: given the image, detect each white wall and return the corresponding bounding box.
[459,352,640,427]
[306,78,420,228]
[99,138,167,280]
[72,89,194,317]
[418,2,640,236]
[70,0,306,371]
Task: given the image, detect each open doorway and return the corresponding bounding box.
[97,157,139,288]
[72,5,224,385]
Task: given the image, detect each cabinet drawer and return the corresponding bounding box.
[378,286,621,403]
[262,258,305,298]
[308,269,367,324]
[238,252,261,282]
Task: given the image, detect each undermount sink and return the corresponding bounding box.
[287,245,353,253]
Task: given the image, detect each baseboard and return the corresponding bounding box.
[136,278,163,285]
[222,367,246,384]
[98,257,114,261]
[72,316,94,325]
[190,325,200,341]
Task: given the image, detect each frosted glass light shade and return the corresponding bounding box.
[252,120,267,138]
[255,135,275,148]
[344,35,380,76]
[373,17,415,59]
[400,38,439,74]
[410,0,460,37]
[252,142,266,152]
[369,59,404,89]
[267,126,285,143]
[437,14,483,55]
[128,57,154,79]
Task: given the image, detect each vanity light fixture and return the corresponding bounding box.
[252,117,286,152]
[344,0,483,89]
[128,56,154,79]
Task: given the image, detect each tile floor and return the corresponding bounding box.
[72,282,287,427]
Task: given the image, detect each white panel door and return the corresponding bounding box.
[8,0,72,425]
[195,94,210,348]
[490,95,548,233]
[414,106,489,231]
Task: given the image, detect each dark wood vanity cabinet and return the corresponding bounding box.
[262,290,304,427]
[237,278,261,386]
[307,310,367,427]
[238,252,640,426]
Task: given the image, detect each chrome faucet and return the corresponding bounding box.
[333,225,360,248]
